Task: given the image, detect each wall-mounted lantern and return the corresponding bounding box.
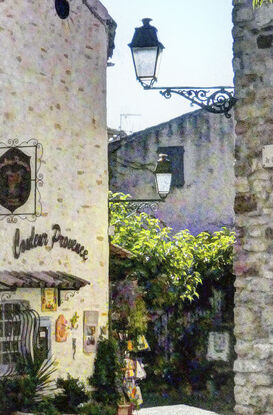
[109,154,172,213]
[154,154,172,199]
[129,19,237,118]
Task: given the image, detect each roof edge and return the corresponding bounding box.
[109,108,203,150]
[83,0,117,59]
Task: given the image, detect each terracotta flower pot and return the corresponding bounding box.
[117,403,132,415]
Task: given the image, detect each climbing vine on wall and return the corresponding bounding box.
[109,191,236,392]
[109,191,235,308]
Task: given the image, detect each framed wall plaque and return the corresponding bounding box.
[83,311,99,353]
[0,138,43,223]
[206,331,230,362]
[41,288,58,312]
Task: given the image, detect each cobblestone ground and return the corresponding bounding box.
[133,405,220,415]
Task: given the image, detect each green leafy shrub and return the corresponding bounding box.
[33,397,61,415]
[110,192,235,307]
[53,374,89,413]
[110,191,236,396]
[253,0,273,7]
[0,347,57,414]
[88,336,123,406]
[0,376,21,415]
[78,401,116,415]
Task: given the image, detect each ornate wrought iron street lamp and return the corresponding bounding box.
[110,154,172,214]
[129,18,236,118]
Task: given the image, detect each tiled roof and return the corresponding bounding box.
[110,243,133,259]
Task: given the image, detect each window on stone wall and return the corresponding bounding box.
[0,301,28,375]
[158,146,185,188]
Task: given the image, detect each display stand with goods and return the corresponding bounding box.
[121,334,150,411]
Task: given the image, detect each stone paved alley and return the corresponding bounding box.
[134,405,220,415]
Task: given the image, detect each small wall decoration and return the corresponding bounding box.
[206,331,230,362]
[41,288,58,312]
[0,139,43,223]
[83,311,99,353]
[72,338,76,360]
[70,312,79,329]
[56,314,68,342]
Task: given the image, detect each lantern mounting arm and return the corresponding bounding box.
[109,198,165,216]
[110,198,165,203]
[140,83,237,118]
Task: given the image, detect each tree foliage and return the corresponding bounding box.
[253,0,273,7]
[109,192,235,309]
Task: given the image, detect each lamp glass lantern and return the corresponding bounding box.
[155,154,172,199]
[128,18,164,87]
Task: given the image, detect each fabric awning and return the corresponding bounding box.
[0,271,90,290]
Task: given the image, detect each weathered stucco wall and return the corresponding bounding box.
[109,109,235,235]
[233,1,273,414]
[0,0,111,381]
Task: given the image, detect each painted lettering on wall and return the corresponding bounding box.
[13,224,88,261]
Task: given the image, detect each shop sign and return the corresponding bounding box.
[13,224,88,261]
[0,147,31,213]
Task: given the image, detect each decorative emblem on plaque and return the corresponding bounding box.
[206,331,230,362]
[0,147,31,213]
[56,314,68,343]
[0,139,43,222]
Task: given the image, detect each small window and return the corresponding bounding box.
[158,146,184,188]
[55,0,70,20]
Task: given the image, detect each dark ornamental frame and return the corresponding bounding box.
[0,139,43,223]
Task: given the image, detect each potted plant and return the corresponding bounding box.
[117,397,132,415]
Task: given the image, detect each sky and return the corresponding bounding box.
[102,0,234,133]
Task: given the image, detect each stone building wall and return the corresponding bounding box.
[233,1,273,414]
[0,0,115,382]
[109,109,235,235]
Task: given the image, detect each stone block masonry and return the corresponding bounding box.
[0,0,115,382]
[233,1,273,414]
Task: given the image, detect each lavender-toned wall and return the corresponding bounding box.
[109,109,235,235]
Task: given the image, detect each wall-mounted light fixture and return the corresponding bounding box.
[129,18,236,118]
[110,154,172,213]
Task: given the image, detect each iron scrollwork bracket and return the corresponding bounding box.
[144,85,237,118]
[126,201,160,215]
[110,199,161,217]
